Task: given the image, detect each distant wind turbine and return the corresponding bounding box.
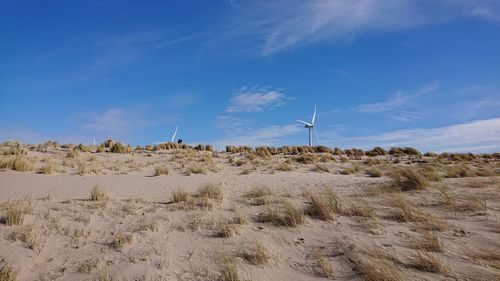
[93,137,96,146]
[297,106,320,147]
[153,124,179,144]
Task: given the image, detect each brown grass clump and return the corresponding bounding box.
[259,201,306,227]
[345,199,376,218]
[409,232,444,252]
[216,252,241,281]
[241,241,271,266]
[389,168,428,191]
[154,165,169,176]
[1,200,32,226]
[110,233,133,250]
[367,168,382,177]
[185,165,207,175]
[419,165,442,182]
[469,179,488,189]
[215,221,237,238]
[138,219,159,232]
[232,213,247,225]
[388,196,425,222]
[78,258,99,273]
[246,186,272,198]
[354,256,403,281]
[198,183,224,202]
[306,193,337,220]
[0,257,18,281]
[313,253,334,278]
[409,251,448,274]
[8,225,43,253]
[311,163,329,173]
[12,156,34,172]
[172,190,190,203]
[66,149,81,158]
[461,195,487,214]
[445,164,476,178]
[39,161,56,174]
[275,162,293,171]
[90,185,108,201]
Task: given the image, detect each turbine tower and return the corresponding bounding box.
[297,106,319,147]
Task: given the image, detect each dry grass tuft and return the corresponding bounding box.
[409,232,444,252]
[6,225,43,253]
[311,163,329,173]
[246,186,272,198]
[12,156,34,172]
[138,219,159,232]
[313,253,334,278]
[461,195,487,214]
[216,252,241,281]
[90,185,108,201]
[275,162,293,171]
[154,165,169,176]
[110,233,133,250]
[66,150,81,159]
[353,256,403,281]
[185,165,207,175]
[0,257,18,281]
[389,168,429,191]
[198,183,224,202]
[1,200,32,226]
[78,258,99,273]
[345,199,376,218]
[39,160,56,174]
[215,221,237,238]
[367,167,383,177]
[232,212,247,225]
[306,193,337,221]
[172,190,190,203]
[241,241,271,266]
[259,201,306,227]
[409,251,448,274]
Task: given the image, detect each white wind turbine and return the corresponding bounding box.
[153,124,179,144]
[297,106,319,147]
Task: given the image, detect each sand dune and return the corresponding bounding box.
[0,144,499,281]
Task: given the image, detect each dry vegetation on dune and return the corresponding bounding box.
[0,141,499,280]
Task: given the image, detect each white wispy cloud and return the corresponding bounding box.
[214,0,500,56]
[329,117,500,152]
[226,86,288,112]
[353,81,440,121]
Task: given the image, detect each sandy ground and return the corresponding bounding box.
[0,147,499,281]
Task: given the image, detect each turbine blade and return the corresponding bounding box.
[171,124,178,142]
[297,120,312,126]
[313,127,320,145]
[312,105,317,125]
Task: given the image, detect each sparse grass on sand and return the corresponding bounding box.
[240,241,271,266]
[259,201,306,227]
[389,168,429,191]
[6,225,43,253]
[198,183,224,202]
[39,160,56,174]
[1,200,33,226]
[110,233,133,250]
[0,257,18,281]
[353,255,403,281]
[172,190,190,203]
[215,220,237,238]
[409,251,448,274]
[154,165,169,176]
[216,251,241,281]
[78,258,99,274]
[90,185,108,201]
[306,193,337,220]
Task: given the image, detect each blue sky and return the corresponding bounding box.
[1,0,500,152]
